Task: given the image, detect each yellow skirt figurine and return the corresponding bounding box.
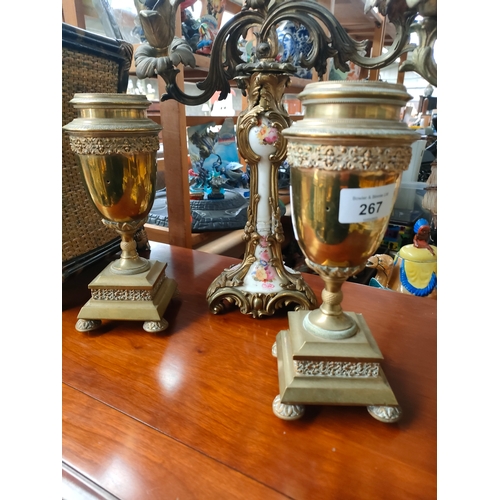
[367,218,437,299]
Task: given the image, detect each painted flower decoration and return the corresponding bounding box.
[257,124,279,145]
[254,266,268,281]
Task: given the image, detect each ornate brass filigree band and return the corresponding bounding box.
[295,360,380,377]
[67,135,160,155]
[90,273,166,301]
[102,219,148,232]
[287,144,413,172]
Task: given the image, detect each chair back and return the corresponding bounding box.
[62,23,134,280]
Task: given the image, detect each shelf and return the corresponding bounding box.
[149,113,231,127]
[147,113,303,127]
[144,223,239,248]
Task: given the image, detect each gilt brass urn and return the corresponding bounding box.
[272,81,420,422]
[63,93,177,333]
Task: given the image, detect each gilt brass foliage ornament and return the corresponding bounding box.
[286,144,413,172]
[364,0,437,86]
[67,136,160,155]
[295,361,380,378]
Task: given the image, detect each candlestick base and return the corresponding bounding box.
[206,259,317,318]
[274,310,401,422]
[76,260,177,331]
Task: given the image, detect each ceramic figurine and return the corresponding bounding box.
[366,218,437,299]
[181,8,201,52]
[237,38,254,63]
[220,162,250,189]
[276,22,313,79]
[196,15,218,55]
[190,128,218,161]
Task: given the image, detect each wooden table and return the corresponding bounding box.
[62,242,437,500]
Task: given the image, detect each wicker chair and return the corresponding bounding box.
[62,23,148,280]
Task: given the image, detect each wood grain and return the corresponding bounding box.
[63,243,437,500]
[63,385,287,500]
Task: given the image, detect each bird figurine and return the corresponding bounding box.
[412,217,435,256]
[366,253,395,289]
[220,162,249,188]
[196,15,218,55]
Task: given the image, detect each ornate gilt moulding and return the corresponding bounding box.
[206,71,317,317]
[67,136,160,155]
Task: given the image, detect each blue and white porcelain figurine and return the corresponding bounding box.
[276,22,313,79]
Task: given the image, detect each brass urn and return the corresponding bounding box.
[272,81,420,422]
[63,93,177,333]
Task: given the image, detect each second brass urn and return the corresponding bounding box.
[272,81,420,422]
[63,93,177,333]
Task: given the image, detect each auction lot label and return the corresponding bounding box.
[338,183,396,223]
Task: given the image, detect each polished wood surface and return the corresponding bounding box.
[62,242,437,500]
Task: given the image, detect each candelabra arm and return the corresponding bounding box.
[362,0,437,85]
[134,0,437,109]
[159,9,267,106]
[398,15,437,86]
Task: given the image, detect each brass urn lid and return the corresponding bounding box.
[63,93,162,135]
[282,81,419,142]
[297,80,413,105]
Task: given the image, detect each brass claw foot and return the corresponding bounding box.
[143,319,169,333]
[272,395,305,420]
[75,319,102,332]
[367,405,403,423]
